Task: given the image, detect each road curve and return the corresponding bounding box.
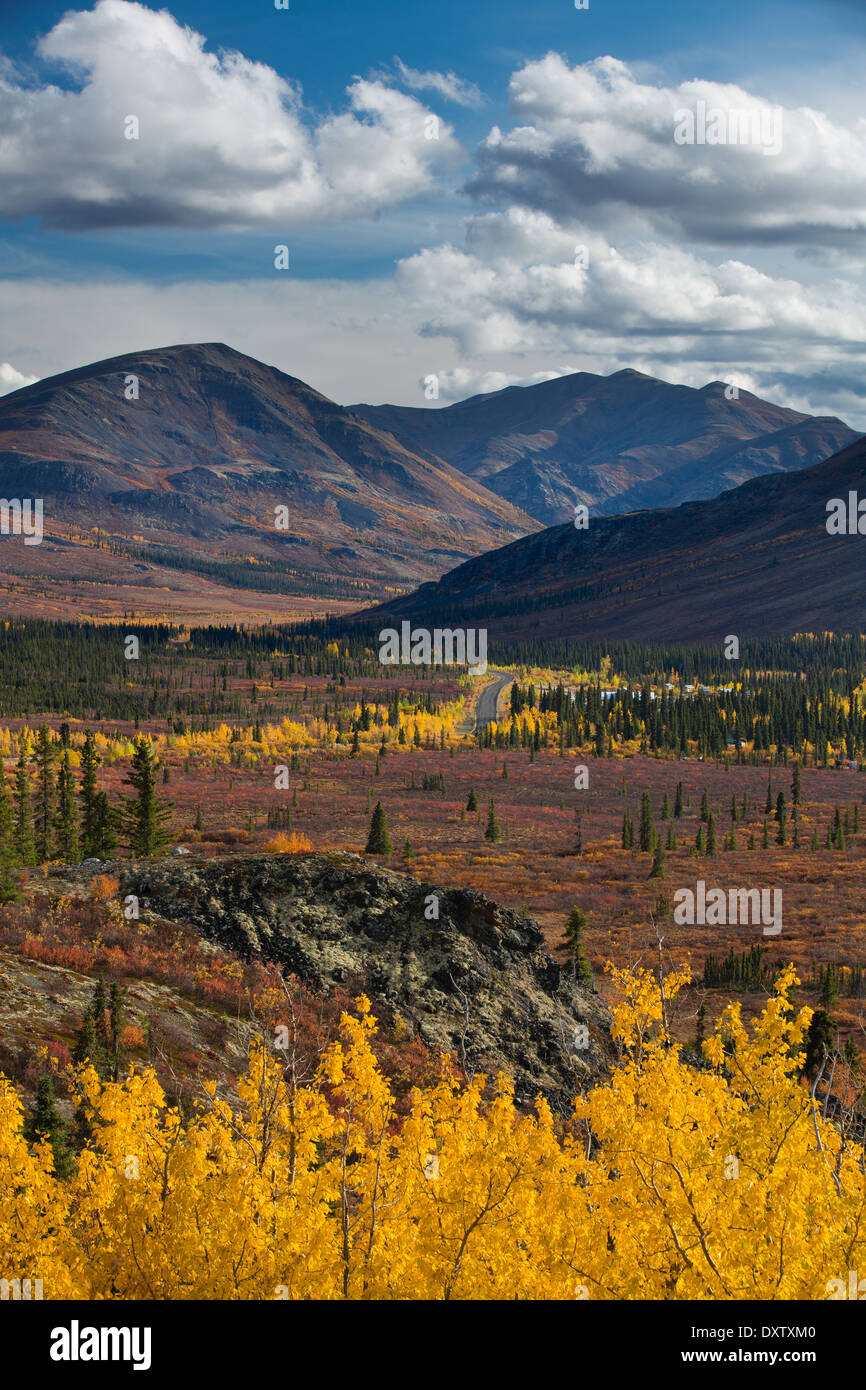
[475,669,513,731]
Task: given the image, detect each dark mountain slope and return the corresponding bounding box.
[365,433,866,643]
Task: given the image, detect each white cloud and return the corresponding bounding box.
[392,58,485,108]
[395,206,866,424]
[467,54,866,248]
[0,363,39,396]
[0,0,461,230]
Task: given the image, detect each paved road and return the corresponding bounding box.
[475,669,513,731]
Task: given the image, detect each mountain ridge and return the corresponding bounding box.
[353,368,857,524]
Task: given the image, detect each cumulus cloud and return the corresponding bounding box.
[466,54,866,248]
[395,206,866,422]
[0,0,460,229]
[391,57,485,108]
[0,363,39,396]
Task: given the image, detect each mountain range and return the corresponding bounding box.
[368,432,866,643]
[0,342,858,623]
[354,370,857,525]
[0,343,535,619]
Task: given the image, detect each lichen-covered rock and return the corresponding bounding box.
[57,852,615,1110]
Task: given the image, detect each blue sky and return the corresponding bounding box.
[1,0,865,422]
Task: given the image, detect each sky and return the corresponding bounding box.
[1,0,865,424]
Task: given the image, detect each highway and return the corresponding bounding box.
[475,669,513,731]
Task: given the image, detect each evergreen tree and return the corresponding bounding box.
[695,824,706,853]
[13,740,35,866]
[24,1076,74,1178]
[666,824,677,851]
[638,792,657,852]
[108,981,125,1082]
[774,791,786,823]
[649,843,666,878]
[811,828,819,851]
[54,750,80,863]
[661,792,670,821]
[762,821,770,849]
[700,789,711,822]
[33,724,57,861]
[92,791,118,858]
[621,808,634,850]
[79,731,101,857]
[402,837,414,861]
[674,781,684,818]
[365,801,392,854]
[803,1010,835,1081]
[121,737,172,856]
[706,813,717,856]
[484,798,501,843]
[556,907,593,985]
[0,771,21,902]
[466,788,478,812]
[501,761,509,780]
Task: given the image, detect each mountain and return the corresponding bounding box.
[366,432,866,643]
[0,343,538,619]
[353,369,858,525]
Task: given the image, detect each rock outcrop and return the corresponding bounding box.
[64,852,614,1110]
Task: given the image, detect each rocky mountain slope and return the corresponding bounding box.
[89,851,613,1109]
[366,432,866,643]
[354,369,857,525]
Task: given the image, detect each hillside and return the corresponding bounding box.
[354,369,857,524]
[0,343,537,619]
[366,432,866,642]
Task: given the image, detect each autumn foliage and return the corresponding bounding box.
[2,964,864,1300]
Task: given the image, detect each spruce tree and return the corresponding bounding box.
[365,801,392,854]
[121,737,172,856]
[33,724,57,861]
[24,1076,74,1178]
[674,781,684,818]
[484,798,501,843]
[638,792,657,852]
[79,731,101,857]
[13,740,35,866]
[0,771,21,902]
[700,789,710,822]
[666,824,677,850]
[706,813,717,856]
[466,788,478,812]
[54,750,80,863]
[93,791,117,858]
[661,792,670,821]
[557,907,593,985]
[649,843,666,878]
